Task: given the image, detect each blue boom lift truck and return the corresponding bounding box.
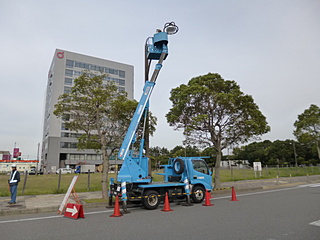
[109,22,213,211]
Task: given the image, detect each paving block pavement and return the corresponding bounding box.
[1,175,320,216]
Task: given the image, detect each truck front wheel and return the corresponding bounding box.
[191,185,205,203]
[142,190,160,210]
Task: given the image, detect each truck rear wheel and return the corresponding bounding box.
[142,190,160,210]
[191,185,205,203]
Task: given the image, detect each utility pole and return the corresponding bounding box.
[293,141,298,167]
[36,143,40,174]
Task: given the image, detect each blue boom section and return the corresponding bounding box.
[116,30,169,184]
[117,81,156,183]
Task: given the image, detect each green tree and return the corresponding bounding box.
[233,140,272,166]
[294,104,320,161]
[268,140,296,165]
[169,145,184,156]
[54,72,141,199]
[166,73,270,188]
[201,147,216,167]
[233,140,317,167]
[149,147,170,169]
[169,145,201,157]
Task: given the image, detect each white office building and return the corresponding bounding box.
[41,49,134,172]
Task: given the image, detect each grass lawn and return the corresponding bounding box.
[1,166,319,197]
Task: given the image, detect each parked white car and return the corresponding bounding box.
[56,168,72,174]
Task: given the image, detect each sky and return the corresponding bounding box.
[0,0,319,159]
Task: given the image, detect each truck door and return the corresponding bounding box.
[191,160,212,190]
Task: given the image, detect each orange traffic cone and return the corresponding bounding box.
[202,190,214,206]
[230,187,239,201]
[161,192,173,212]
[110,195,123,217]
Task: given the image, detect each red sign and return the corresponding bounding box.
[2,154,10,160]
[13,148,19,158]
[57,51,64,59]
[64,203,85,219]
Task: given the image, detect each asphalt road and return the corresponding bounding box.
[1,184,320,240]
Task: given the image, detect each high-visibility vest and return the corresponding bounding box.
[9,171,18,184]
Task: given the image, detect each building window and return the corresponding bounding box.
[119,79,125,86]
[64,86,71,93]
[70,154,81,160]
[65,69,73,77]
[70,154,85,161]
[119,70,125,78]
[70,142,77,148]
[64,78,72,85]
[86,154,102,161]
[74,70,82,76]
[91,65,97,71]
[75,61,82,68]
[60,142,69,148]
[61,132,69,137]
[70,133,81,138]
[72,60,124,78]
[61,123,69,130]
[66,59,74,68]
[91,65,103,72]
[75,61,90,69]
[87,154,94,161]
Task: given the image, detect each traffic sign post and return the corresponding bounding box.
[253,162,262,178]
[58,176,81,215]
[64,203,85,219]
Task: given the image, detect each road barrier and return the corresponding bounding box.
[110,195,122,217]
[161,192,173,212]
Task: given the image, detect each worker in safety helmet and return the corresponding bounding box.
[8,164,20,204]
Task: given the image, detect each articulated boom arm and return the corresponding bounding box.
[116,24,178,185]
[118,80,155,161]
[117,51,167,183]
[111,22,180,212]
[118,52,166,162]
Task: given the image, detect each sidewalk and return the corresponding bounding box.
[1,175,320,216]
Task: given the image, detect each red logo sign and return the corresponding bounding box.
[57,52,64,59]
[13,148,20,158]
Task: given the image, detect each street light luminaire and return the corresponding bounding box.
[163,22,179,35]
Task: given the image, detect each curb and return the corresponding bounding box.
[211,180,320,196]
[0,206,58,217]
[0,202,110,217]
[262,180,319,190]
[211,187,264,196]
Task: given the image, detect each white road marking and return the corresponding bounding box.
[84,209,114,215]
[0,215,63,224]
[309,220,320,227]
[0,209,114,224]
[308,183,320,188]
[213,186,303,200]
[297,183,320,188]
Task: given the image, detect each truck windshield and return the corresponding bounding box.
[192,160,209,175]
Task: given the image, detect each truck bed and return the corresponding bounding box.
[138,182,185,188]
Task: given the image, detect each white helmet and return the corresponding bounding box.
[11,164,17,168]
